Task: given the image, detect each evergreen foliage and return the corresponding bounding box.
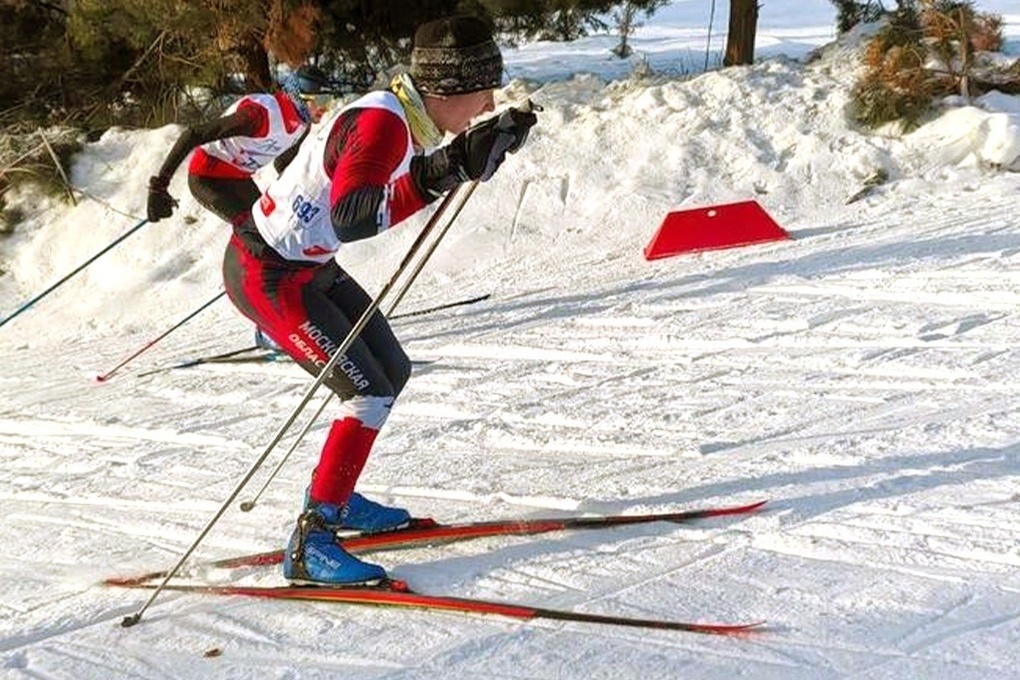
[1,1,75,129]
[610,1,670,59]
[1,0,670,131]
[0,0,669,209]
[850,0,1009,130]
[830,0,887,34]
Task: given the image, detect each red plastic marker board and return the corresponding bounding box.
[644,200,790,260]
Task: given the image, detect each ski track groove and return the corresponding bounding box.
[0,415,246,451]
[756,636,1009,680]
[829,593,1020,679]
[774,528,1020,574]
[894,597,1016,657]
[0,595,181,656]
[573,540,741,614]
[473,535,746,624]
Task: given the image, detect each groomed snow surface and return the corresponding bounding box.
[2,2,1020,678]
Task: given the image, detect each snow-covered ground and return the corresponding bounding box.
[2,2,1020,678]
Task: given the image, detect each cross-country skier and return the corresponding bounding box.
[146,65,333,227]
[146,66,333,349]
[222,15,537,585]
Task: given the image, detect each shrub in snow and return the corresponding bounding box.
[850,0,1015,130]
[0,128,84,231]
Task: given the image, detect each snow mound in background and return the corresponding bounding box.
[1,39,1018,338]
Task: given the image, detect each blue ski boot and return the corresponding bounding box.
[282,509,387,585]
[306,492,411,534]
[253,327,282,351]
[340,492,411,533]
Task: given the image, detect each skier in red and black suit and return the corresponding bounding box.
[222,15,538,585]
[146,66,332,347]
[146,66,332,227]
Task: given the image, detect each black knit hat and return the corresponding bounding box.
[410,15,503,96]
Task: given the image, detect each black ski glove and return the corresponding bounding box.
[146,175,178,222]
[412,104,539,200]
[456,105,538,181]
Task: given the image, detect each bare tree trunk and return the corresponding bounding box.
[724,0,759,67]
[613,3,636,58]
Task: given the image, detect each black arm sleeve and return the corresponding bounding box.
[331,186,388,243]
[272,128,309,175]
[154,107,264,180]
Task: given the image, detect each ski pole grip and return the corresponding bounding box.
[519,98,543,114]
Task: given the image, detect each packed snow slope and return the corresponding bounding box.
[2,11,1020,680]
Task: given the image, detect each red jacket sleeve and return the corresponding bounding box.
[324,106,429,242]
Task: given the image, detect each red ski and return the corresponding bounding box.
[106,500,766,587]
[128,579,764,636]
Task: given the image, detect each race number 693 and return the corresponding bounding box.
[291,195,321,224]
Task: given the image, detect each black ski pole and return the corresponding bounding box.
[96,291,227,382]
[135,344,263,378]
[390,293,491,320]
[1,217,149,331]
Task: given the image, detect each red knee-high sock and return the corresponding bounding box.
[308,418,378,506]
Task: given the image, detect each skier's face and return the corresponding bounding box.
[427,89,496,134]
[300,94,331,123]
